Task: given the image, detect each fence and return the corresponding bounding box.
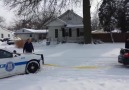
[92,33,129,42]
[15,40,25,48]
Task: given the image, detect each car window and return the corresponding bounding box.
[0,50,13,59]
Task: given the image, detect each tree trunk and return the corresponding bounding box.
[83,0,92,44]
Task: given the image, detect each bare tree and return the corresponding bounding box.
[0,16,5,28]
[10,9,59,30]
[91,16,100,30]
[3,0,94,44]
[91,0,102,30]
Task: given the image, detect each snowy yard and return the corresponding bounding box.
[0,42,129,90]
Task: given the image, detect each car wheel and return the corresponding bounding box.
[26,60,40,74]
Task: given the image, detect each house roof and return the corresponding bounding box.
[58,10,82,20]
[46,10,83,27]
[92,29,105,33]
[111,29,121,33]
[45,18,67,27]
[66,24,83,28]
[15,28,48,34]
[25,29,48,33]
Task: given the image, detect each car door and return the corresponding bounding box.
[0,49,16,78]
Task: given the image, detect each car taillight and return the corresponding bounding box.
[123,53,129,58]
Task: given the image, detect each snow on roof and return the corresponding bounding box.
[111,29,121,33]
[46,10,83,26]
[66,24,83,28]
[45,18,67,26]
[56,18,67,24]
[92,29,105,33]
[24,28,48,33]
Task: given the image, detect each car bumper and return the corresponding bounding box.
[33,53,44,64]
[118,55,129,64]
[118,55,123,63]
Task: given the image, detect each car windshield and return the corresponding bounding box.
[0,50,13,58]
[1,49,20,55]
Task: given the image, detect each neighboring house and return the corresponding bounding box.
[111,29,121,33]
[46,10,84,43]
[0,27,14,39]
[14,28,48,41]
[92,29,105,33]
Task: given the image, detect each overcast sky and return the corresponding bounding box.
[0,1,15,25]
[0,0,101,26]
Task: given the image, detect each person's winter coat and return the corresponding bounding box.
[23,42,34,53]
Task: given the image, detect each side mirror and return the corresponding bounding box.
[13,50,17,54]
[14,54,17,57]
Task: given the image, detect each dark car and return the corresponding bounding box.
[7,40,15,45]
[0,39,2,42]
[0,38,4,42]
[118,48,129,65]
[0,38,10,42]
[3,38,10,41]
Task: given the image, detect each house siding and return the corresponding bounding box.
[48,26,84,43]
[59,10,83,25]
[15,28,47,41]
[0,29,14,39]
[47,10,84,43]
[15,33,46,41]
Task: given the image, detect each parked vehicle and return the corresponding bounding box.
[7,40,15,45]
[118,48,129,65]
[0,38,10,42]
[0,49,44,78]
[0,38,4,42]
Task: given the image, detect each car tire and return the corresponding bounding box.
[26,60,40,74]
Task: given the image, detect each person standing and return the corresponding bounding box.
[23,38,34,53]
[125,37,129,49]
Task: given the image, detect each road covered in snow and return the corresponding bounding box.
[1,42,129,90]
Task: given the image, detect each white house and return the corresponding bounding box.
[0,27,14,39]
[14,28,48,41]
[46,10,84,43]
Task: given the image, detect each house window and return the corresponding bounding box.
[80,29,84,36]
[69,28,72,37]
[77,28,84,36]
[1,34,4,38]
[55,29,58,38]
[8,34,10,37]
[62,28,65,37]
[30,34,32,37]
[77,28,80,37]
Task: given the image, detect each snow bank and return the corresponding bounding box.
[0,42,129,90]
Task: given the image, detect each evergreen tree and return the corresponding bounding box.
[99,0,129,32]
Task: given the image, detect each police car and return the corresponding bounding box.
[0,49,44,78]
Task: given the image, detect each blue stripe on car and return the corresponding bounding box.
[0,61,28,68]
[15,61,28,66]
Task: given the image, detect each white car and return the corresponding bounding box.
[0,49,44,78]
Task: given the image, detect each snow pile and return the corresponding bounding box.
[0,42,129,90]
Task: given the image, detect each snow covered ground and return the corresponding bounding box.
[0,41,129,90]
